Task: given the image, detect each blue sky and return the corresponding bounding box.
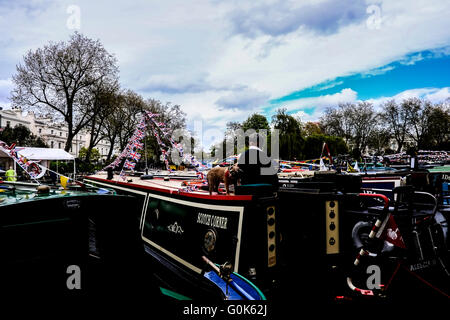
[0,0,449,147]
[266,47,450,119]
[271,49,450,104]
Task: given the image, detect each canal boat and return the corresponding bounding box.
[84,172,275,300]
[0,182,160,297]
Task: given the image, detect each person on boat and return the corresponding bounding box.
[237,133,278,188]
[106,166,114,180]
[5,166,17,182]
[49,170,57,185]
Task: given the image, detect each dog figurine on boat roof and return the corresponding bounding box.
[207,164,241,195]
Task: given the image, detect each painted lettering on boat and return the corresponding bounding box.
[64,199,81,209]
[409,259,436,271]
[196,212,228,230]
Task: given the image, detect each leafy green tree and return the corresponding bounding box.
[303,122,323,136]
[242,113,270,132]
[271,108,304,160]
[0,124,47,147]
[241,113,271,152]
[303,134,348,160]
[78,146,101,162]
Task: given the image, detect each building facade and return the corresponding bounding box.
[0,107,115,160]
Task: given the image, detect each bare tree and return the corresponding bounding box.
[351,101,377,152]
[406,98,433,149]
[102,93,126,162]
[426,101,450,149]
[101,92,187,163]
[367,117,391,155]
[11,32,119,152]
[321,104,353,145]
[321,102,376,153]
[380,100,410,152]
[84,82,119,161]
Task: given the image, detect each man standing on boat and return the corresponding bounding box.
[237,133,278,190]
[5,166,17,182]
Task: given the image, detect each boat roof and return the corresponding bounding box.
[86,172,254,201]
[427,165,450,173]
[0,183,115,206]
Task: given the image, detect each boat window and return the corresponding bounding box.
[88,218,101,259]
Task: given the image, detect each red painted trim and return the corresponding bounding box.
[86,176,253,201]
[359,193,389,209]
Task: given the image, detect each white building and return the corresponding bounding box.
[0,107,115,160]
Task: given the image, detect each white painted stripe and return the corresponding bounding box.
[140,194,150,231]
[143,192,245,273]
[87,178,246,274]
[376,213,391,238]
[235,204,244,273]
[347,277,356,291]
[142,237,203,274]
[84,179,148,196]
[361,188,392,192]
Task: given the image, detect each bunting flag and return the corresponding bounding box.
[128,151,141,162]
[102,110,207,177]
[347,162,356,173]
[123,160,136,170]
[0,140,46,180]
[354,161,360,172]
[321,142,333,165]
[319,157,328,171]
[60,175,69,189]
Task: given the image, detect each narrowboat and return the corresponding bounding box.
[276,171,450,303]
[0,182,161,298]
[84,172,276,300]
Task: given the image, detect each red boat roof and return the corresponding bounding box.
[85,174,253,201]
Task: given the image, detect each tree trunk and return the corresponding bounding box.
[65,133,75,153]
[105,134,117,162]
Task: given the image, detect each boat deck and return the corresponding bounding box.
[86,172,254,201]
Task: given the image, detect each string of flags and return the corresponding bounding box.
[102,111,206,181]
[0,140,46,180]
[0,139,74,189]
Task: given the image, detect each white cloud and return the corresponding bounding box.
[1,0,450,149]
[281,86,450,123]
[226,0,368,38]
[216,88,270,110]
[424,87,450,103]
[269,88,357,122]
[279,88,357,111]
[366,87,450,108]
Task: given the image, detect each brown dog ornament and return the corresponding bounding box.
[207,165,240,195]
